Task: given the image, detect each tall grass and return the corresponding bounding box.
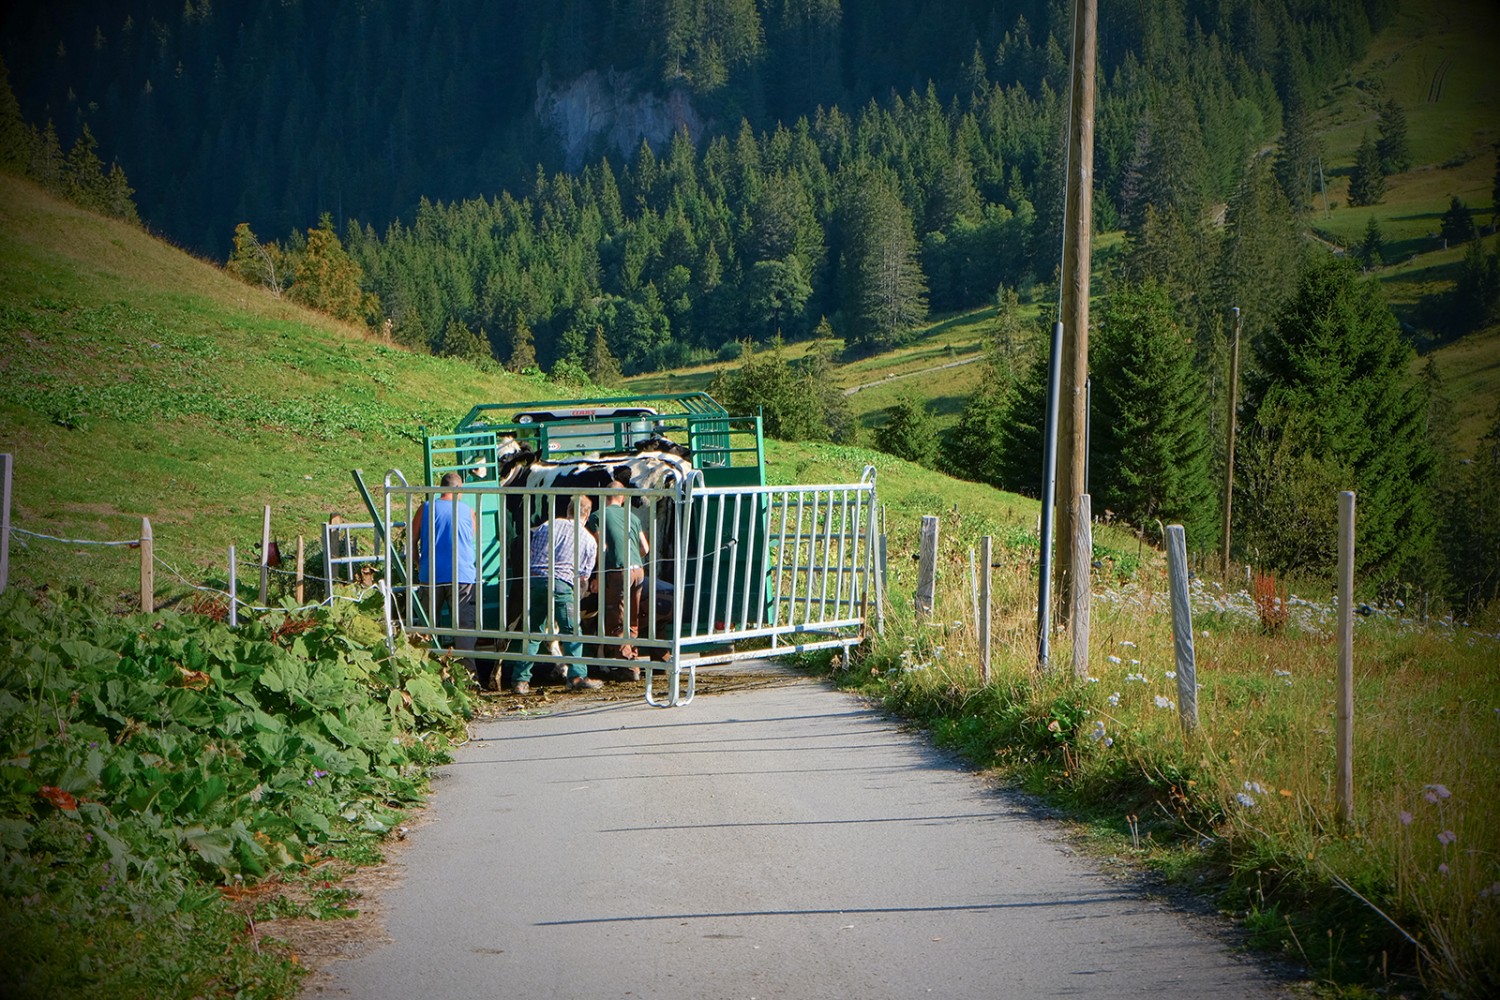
[840,513,1499,997]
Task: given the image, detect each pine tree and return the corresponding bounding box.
[875,395,939,468]
[0,57,30,170]
[1238,256,1435,584]
[838,166,927,354]
[1356,216,1384,269]
[1440,196,1477,246]
[944,289,1029,486]
[1347,134,1385,207]
[1492,147,1499,224]
[585,324,623,387]
[1376,97,1411,175]
[506,308,538,372]
[286,214,367,324]
[1437,406,1500,613]
[1091,280,1218,549]
[440,318,494,367]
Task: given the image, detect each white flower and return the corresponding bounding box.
[1164,670,1176,679]
[1107,692,1121,707]
[1106,654,1122,664]
[1085,676,1099,683]
[1154,695,1174,710]
[1119,640,1136,648]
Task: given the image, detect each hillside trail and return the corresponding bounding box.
[843,352,982,395]
[301,663,1294,999]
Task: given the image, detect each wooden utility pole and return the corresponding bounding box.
[1053,0,1097,626]
[1221,307,1243,579]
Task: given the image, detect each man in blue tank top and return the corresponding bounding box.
[412,472,483,686]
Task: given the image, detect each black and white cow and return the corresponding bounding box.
[494,447,695,636]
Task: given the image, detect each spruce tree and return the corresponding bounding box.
[1437,406,1500,613]
[1440,196,1477,246]
[944,289,1031,487]
[1091,280,1217,549]
[1376,98,1411,175]
[287,215,367,324]
[1492,147,1499,224]
[440,319,494,366]
[838,166,927,354]
[1238,256,1435,584]
[0,57,31,170]
[1347,134,1384,207]
[506,309,538,372]
[585,324,623,387]
[1355,216,1384,269]
[875,395,939,468]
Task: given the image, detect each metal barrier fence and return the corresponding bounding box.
[379,467,880,706]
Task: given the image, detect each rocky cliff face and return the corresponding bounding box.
[536,69,704,171]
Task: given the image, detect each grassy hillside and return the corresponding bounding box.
[0,173,541,602]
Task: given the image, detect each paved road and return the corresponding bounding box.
[312,667,1288,999]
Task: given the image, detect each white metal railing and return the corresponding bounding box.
[378,467,879,707]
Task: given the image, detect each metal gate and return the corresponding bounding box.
[378,467,881,706]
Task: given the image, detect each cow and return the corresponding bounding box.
[630,435,692,460]
[492,447,696,683]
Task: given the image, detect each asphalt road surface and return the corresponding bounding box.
[311,666,1289,999]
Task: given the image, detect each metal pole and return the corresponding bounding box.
[1165,525,1199,732]
[1221,306,1243,580]
[228,545,238,628]
[1337,491,1356,825]
[1037,320,1064,671]
[0,453,11,594]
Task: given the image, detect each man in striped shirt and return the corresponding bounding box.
[506,495,602,695]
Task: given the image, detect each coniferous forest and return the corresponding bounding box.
[5,0,1498,612]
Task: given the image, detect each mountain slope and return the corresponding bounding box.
[0,173,535,600]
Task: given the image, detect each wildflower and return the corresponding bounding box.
[1164,670,1176,679]
[1438,863,1450,876]
[1422,784,1452,803]
[1130,658,1140,665]
[1104,737,1113,747]
[1119,640,1136,648]
[1085,676,1099,683]
[1273,669,1291,677]
[1047,720,1061,733]
[1125,672,1148,684]
[1107,692,1121,707]
[1399,811,1413,826]
[1480,882,1500,899]
[1437,830,1456,846]
[1106,654,1122,664]
[1243,781,1266,795]
[1154,695,1174,710]
[1088,721,1107,742]
[1235,792,1256,808]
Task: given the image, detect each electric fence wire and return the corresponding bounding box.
[8,526,140,547]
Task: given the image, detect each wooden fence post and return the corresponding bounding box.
[0,453,11,594]
[1165,525,1199,732]
[915,515,939,620]
[228,545,238,628]
[1070,494,1091,679]
[980,535,992,683]
[1337,491,1356,826]
[295,534,306,605]
[139,518,153,613]
[259,504,272,605]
